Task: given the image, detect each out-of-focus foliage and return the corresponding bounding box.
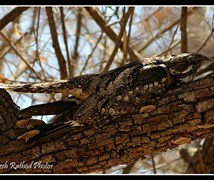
[0,6,213,174]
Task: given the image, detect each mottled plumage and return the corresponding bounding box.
[1,53,213,142]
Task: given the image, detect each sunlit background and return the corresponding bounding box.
[0,6,213,174]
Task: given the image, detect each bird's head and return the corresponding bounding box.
[164,53,213,83]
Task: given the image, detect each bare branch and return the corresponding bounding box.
[80,32,104,75]
[181,7,188,53]
[196,13,214,53]
[85,7,117,42]
[157,40,181,57]
[0,7,29,30]
[124,9,134,65]
[103,7,135,72]
[138,19,181,53]
[0,32,29,62]
[85,7,142,60]
[60,7,72,78]
[0,7,213,174]
[0,31,41,80]
[151,153,157,174]
[139,8,198,54]
[164,25,180,56]
[71,8,83,77]
[46,7,68,79]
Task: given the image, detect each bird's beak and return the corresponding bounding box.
[194,58,214,81]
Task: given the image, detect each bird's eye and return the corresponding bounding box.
[172,61,187,71]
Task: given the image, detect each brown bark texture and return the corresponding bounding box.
[1,73,214,174]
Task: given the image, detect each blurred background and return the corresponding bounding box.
[0,6,214,174]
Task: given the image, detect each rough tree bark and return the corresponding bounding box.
[1,73,214,174]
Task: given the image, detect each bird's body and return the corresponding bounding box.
[1,53,213,142]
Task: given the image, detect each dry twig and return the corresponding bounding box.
[46,7,68,79]
[0,7,29,30]
[85,7,142,60]
[181,7,188,53]
[103,8,134,72]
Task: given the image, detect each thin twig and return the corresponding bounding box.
[35,7,41,61]
[0,32,29,62]
[122,8,128,63]
[157,40,181,57]
[103,7,134,72]
[143,158,181,172]
[181,7,188,53]
[0,8,29,72]
[164,24,180,56]
[71,8,83,77]
[0,31,41,80]
[80,32,103,75]
[144,7,162,22]
[85,7,141,60]
[34,7,46,80]
[139,8,197,54]
[196,30,214,53]
[196,13,214,53]
[45,7,68,79]
[100,35,107,72]
[60,7,72,78]
[85,7,117,42]
[122,30,128,63]
[151,153,157,174]
[127,8,134,51]
[138,18,181,53]
[0,7,29,30]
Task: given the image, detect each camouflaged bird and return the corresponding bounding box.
[1,53,213,142]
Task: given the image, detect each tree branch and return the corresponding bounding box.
[138,18,181,53]
[1,70,214,173]
[46,7,68,79]
[70,8,83,78]
[60,7,72,78]
[0,31,42,80]
[0,7,29,30]
[85,7,142,60]
[103,7,134,72]
[181,7,188,53]
[138,7,196,54]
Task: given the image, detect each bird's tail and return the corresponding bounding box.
[26,120,84,145]
[19,96,82,118]
[0,73,98,99]
[0,80,69,93]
